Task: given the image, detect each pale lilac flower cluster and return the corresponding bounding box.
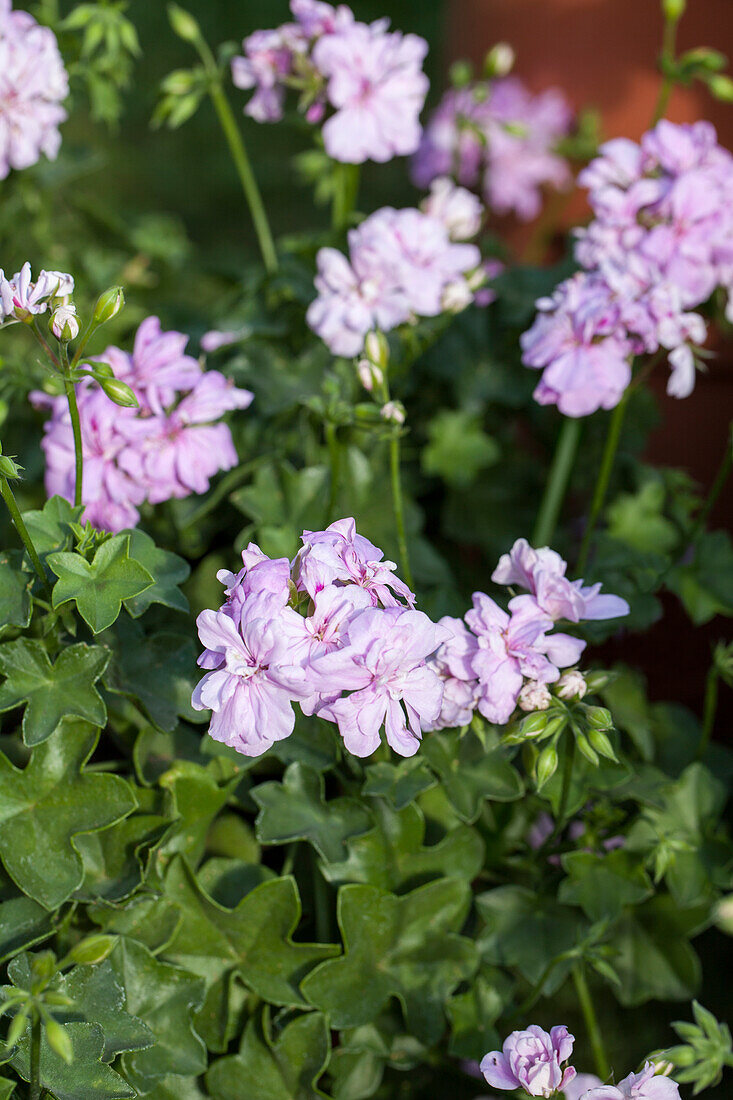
[413,77,573,221]
[481,1024,577,1097]
[0,263,73,323]
[231,0,428,164]
[522,120,733,413]
[582,1064,681,1099]
[307,187,483,356]
[192,518,454,758]
[427,538,629,730]
[0,0,68,179]
[32,317,253,531]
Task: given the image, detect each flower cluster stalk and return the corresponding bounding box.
[378,374,414,592]
[532,417,583,548]
[0,476,50,597]
[60,343,83,508]
[576,394,629,575]
[572,964,611,1082]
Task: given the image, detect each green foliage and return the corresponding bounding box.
[48,534,154,633]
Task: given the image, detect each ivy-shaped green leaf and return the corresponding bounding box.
[558,850,654,923]
[163,857,338,1006]
[103,617,202,731]
[156,762,241,871]
[207,1011,330,1100]
[611,896,706,1006]
[320,800,484,892]
[0,1077,13,1099]
[0,896,55,963]
[252,763,372,862]
[122,529,190,617]
[0,639,109,746]
[22,496,82,559]
[476,886,587,994]
[302,879,478,1043]
[75,791,171,903]
[11,1021,134,1099]
[0,554,32,631]
[112,938,207,1093]
[421,729,524,823]
[361,758,436,811]
[0,725,137,909]
[48,534,154,633]
[52,959,154,1061]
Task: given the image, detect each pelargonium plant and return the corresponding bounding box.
[0,0,730,1098]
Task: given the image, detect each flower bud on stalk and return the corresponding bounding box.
[93,287,125,325]
[99,377,139,408]
[536,742,559,789]
[556,670,587,701]
[364,330,389,369]
[50,305,79,342]
[663,0,686,20]
[168,3,201,43]
[708,74,733,103]
[44,1016,73,1064]
[356,358,383,392]
[518,680,552,712]
[484,43,515,78]
[380,401,405,425]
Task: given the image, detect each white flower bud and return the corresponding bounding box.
[380,401,405,425]
[50,304,79,342]
[356,358,383,392]
[364,330,389,369]
[485,43,516,78]
[518,681,552,712]
[556,670,588,701]
[442,280,474,313]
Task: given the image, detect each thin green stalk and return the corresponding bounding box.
[192,34,277,273]
[532,417,583,547]
[29,1012,42,1100]
[0,477,51,596]
[699,664,719,758]
[576,393,629,576]
[653,12,681,124]
[572,965,611,1082]
[389,432,414,594]
[325,422,341,522]
[554,736,576,837]
[60,344,83,508]
[332,163,360,230]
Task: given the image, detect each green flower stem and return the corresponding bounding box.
[554,735,576,837]
[699,663,719,758]
[0,476,50,596]
[653,9,682,125]
[532,417,583,548]
[379,377,414,592]
[576,393,629,576]
[572,965,611,1082]
[29,1011,42,1100]
[60,344,84,508]
[325,421,342,523]
[332,162,360,230]
[389,431,414,592]
[192,34,277,274]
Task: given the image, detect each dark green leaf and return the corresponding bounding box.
[22,496,82,559]
[0,896,55,962]
[0,555,32,631]
[321,800,484,892]
[252,763,371,862]
[0,725,137,909]
[48,534,154,633]
[611,897,706,1006]
[421,729,524,822]
[422,410,500,487]
[103,617,202,731]
[302,880,478,1043]
[11,1021,134,1099]
[53,959,154,1061]
[207,1011,330,1100]
[112,938,207,1092]
[559,850,654,922]
[163,857,338,1005]
[361,758,436,810]
[0,639,109,746]
[122,528,189,617]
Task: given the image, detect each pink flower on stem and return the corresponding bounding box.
[492,538,630,622]
[0,0,68,179]
[0,263,74,321]
[466,594,585,724]
[583,1063,681,1100]
[295,517,415,607]
[313,20,428,164]
[480,1024,577,1097]
[192,594,309,757]
[308,606,449,757]
[424,615,480,731]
